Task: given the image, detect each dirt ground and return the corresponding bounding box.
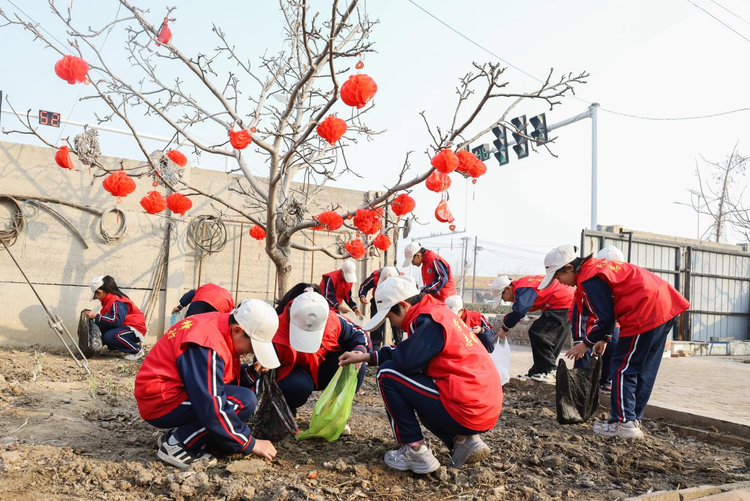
[0,346,748,501]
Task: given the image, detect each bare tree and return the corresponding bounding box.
[1,0,587,298]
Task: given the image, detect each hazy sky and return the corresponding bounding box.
[2,0,749,277]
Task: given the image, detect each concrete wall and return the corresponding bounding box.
[0,141,383,346]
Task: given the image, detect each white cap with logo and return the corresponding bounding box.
[379,265,400,282]
[490,275,512,309]
[597,245,625,262]
[539,244,578,290]
[363,275,421,331]
[445,295,463,314]
[233,299,281,369]
[402,241,423,268]
[89,276,105,299]
[342,260,357,284]
[289,291,330,353]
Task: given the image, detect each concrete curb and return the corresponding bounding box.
[624,481,750,500]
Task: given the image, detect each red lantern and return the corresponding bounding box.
[353,208,382,235]
[449,224,456,231]
[345,238,366,259]
[249,224,266,241]
[166,193,192,216]
[230,129,252,150]
[156,17,172,46]
[372,233,391,251]
[425,171,451,193]
[140,191,167,214]
[314,211,343,231]
[435,200,454,223]
[390,193,415,217]
[456,150,477,175]
[54,55,89,85]
[368,217,382,235]
[55,146,75,170]
[431,149,459,174]
[166,150,187,167]
[316,115,347,144]
[340,74,378,109]
[102,171,136,202]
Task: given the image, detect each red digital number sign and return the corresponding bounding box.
[39,110,60,128]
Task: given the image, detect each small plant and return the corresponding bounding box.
[88,376,98,400]
[30,350,45,382]
[106,375,118,397]
[117,362,131,375]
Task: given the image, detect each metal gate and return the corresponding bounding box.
[582,229,750,341]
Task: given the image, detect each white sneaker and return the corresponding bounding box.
[124,350,144,361]
[157,432,214,469]
[450,434,490,468]
[530,372,555,383]
[593,420,644,439]
[384,444,440,474]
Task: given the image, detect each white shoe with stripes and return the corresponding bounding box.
[384,444,440,474]
[157,432,214,469]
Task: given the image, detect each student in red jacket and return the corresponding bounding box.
[497,275,575,381]
[402,242,457,302]
[541,244,690,439]
[84,276,147,361]
[135,299,280,468]
[445,295,495,353]
[359,266,402,348]
[339,276,502,474]
[171,283,235,317]
[320,260,362,317]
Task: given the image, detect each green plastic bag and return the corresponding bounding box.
[296,364,357,442]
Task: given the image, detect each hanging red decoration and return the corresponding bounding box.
[156,17,172,46]
[249,224,266,241]
[456,150,478,175]
[355,61,364,70]
[55,146,75,170]
[54,55,89,85]
[140,191,167,214]
[340,74,378,109]
[372,233,391,251]
[250,126,257,133]
[425,171,451,193]
[353,208,382,235]
[102,171,136,202]
[229,129,252,150]
[435,199,454,224]
[368,217,382,235]
[166,193,192,216]
[449,224,457,232]
[391,193,416,217]
[316,115,347,145]
[345,239,366,260]
[166,150,187,167]
[431,149,459,174]
[313,211,343,231]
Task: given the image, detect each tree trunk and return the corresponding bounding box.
[270,242,293,304]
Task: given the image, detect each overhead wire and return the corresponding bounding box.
[707,0,750,26]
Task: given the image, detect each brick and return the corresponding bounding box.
[679,485,722,500]
[719,482,750,492]
[624,491,680,501]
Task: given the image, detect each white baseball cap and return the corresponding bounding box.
[233,299,281,369]
[597,245,625,262]
[379,266,399,281]
[342,260,357,284]
[491,275,512,308]
[289,291,330,353]
[89,275,105,299]
[363,275,421,331]
[539,244,578,290]
[402,241,423,268]
[445,295,463,314]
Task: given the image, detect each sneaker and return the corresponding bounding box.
[450,434,490,468]
[599,382,612,396]
[341,424,351,436]
[384,444,440,474]
[156,430,172,449]
[593,420,644,439]
[157,432,214,469]
[529,372,555,383]
[124,350,145,361]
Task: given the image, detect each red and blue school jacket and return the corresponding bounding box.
[320,270,357,312]
[371,295,502,431]
[460,309,495,353]
[134,313,256,454]
[178,283,235,313]
[358,269,380,300]
[95,293,147,335]
[420,250,457,302]
[500,275,574,333]
[572,259,690,346]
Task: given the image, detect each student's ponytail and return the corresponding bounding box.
[100,276,129,299]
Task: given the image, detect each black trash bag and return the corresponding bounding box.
[248,370,299,441]
[555,356,602,424]
[77,310,103,358]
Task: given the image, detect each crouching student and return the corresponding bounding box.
[172,283,235,317]
[541,244,690,439]
[320,260,362,318]
[445,295,495,353]
[84,276,147,361]
[339,276,502,474]
[134,299,280,468]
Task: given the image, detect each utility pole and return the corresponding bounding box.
[471,236,482,303]
[459,237,469,298]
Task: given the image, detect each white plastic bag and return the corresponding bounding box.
[491,338,511,386]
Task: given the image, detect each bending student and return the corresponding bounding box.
[402,242,457,302]
[320,260,362,317]
[171,283,235,317]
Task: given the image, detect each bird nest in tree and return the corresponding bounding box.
[148,150,184,188]
[73,128,101,166]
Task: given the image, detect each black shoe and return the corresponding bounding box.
[157,432,214,469]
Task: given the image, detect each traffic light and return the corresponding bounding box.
[491,126,509,166]
[511,115,529,159]
[530,113,548,143]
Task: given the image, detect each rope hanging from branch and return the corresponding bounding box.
[187,215,227,254]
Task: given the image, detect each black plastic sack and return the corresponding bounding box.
[555,356,601,424]
[248,370,299,441]
[77,310,103,358]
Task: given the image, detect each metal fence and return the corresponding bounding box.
[581,229,750,342]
